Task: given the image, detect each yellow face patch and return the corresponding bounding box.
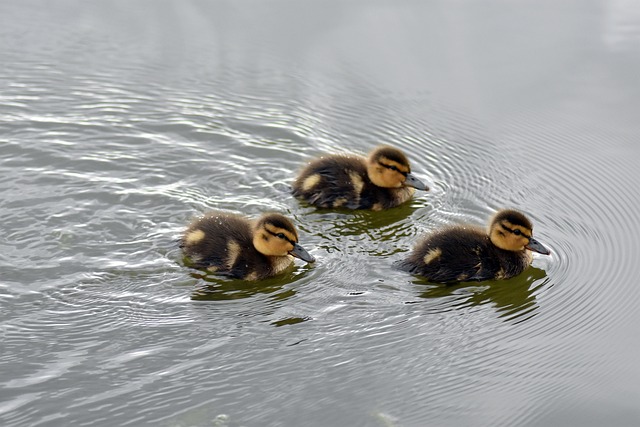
[264,224,296,242]
[423,248,442,265]
[490,221,533,251]
[378,156,410,174]
[184,229,205,245]
[254,225,295,257]
[302,174,321,192]
[502,221,532,239]
[368,156,410,188]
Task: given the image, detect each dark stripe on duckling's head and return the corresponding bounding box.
[491,209,533,231]
[252,213,314,262]
[264,224,297,246]
[500,222,531,239]
[255,213,299,242]
[366,145,428,191]
[369,146,411,172]
[489,209,550,254]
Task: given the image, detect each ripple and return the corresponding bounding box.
[604,0,640,49]
[2,1,640,425]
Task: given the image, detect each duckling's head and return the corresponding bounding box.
[366,146,429,191]
[252,213,315,262]
[488,209,550,254]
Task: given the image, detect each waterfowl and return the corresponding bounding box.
[398,209,550,283]
[180,211,315,281]
[292,145,428,210]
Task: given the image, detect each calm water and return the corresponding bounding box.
[2,1,640,426]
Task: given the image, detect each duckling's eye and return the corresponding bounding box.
[383,164,408,177]
[513,229,521,236]
[276,233,286,239]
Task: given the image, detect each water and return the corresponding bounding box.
[1,1,640,426]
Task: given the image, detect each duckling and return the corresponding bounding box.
[292,145,429,210]
[398,209,550,283]
[180,211,315,281]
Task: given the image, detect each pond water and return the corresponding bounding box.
[1,1,640,426]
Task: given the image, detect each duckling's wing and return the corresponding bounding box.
[293,156,368,209]
[436,233,496,282]
[181,213,254,275]
[402,227,495,283]
[188,254,226,270]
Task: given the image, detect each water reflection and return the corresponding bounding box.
[300,197,422,233]
[302,201,424,258]
[415,267,548,322]
[270,316,310,327]
[3,0,640,424]
[189,270,306,302]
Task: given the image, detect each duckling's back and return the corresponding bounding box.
[292,155,412,210]
[398,226,529,283]
[292,155,364,208]
[180,212,272,279]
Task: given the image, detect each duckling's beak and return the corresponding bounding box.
[526,237,551,255]
[289,243,315,263]
[404,173,429,191]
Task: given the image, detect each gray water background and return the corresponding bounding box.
[1,1,640,426]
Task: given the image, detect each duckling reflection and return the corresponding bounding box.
[189,270,303,302]
[398,209,550,283]
[292,145,428,210]
[181,211,315,281]
[271,316,310,327]
[415,266,548,321]
[308,201,419,243]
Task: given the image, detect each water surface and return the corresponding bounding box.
[1,1,640,426]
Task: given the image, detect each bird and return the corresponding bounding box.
[397,209,550,283]
[180,211,315,281]
[292,145,428,210]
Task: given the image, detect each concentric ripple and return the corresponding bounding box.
[2,1,640,426]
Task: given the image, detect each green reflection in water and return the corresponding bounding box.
[188,266,311,302]
[415,266,548,322]
[304,200,427,258]
[271,316,310,327]
[302,198,424,235]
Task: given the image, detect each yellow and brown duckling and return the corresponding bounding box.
[180,211,315,281]
[292,145,429,210]
[398,209,550,283]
